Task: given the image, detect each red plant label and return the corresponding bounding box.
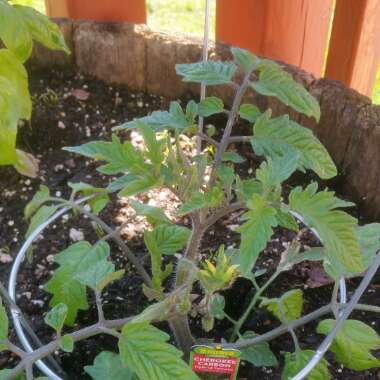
[190,345,241,380]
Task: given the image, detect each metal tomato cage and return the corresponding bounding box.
[10,199,380,380]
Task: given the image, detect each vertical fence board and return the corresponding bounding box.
[325,0,380,97]
[216,0,333,77]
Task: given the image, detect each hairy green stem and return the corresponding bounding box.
[231,270,281,340]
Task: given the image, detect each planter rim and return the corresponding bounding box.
[8,204,346,379]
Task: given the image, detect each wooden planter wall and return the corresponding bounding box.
[30,19,380,219]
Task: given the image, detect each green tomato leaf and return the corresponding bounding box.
[0,370,24,380]
[176,61,237,85]
[256,149,299,190]
[24,185,50,219]
[130,199,171,226]
[221,151,245,164]
[283,350,331,380]
[109,173,160,198]
[317,319,380,371]
[209,294,225,320]
[144,225,191,256]
[177,186,224,216]
[252,61,320,121]
[239,103,261,123]
[118,322,198,380]
[289,184,363,277]
[25,205,60,238]
[261,289,303,322]
[231,47,259,72]
[198,97,224,117]
[115,101,192,132]
[240,331,278,367]
[0,297,8,351]
[60,335,74,353]
[64,134,152,175]
[44,303,68,333]
[356,223,380,269]
[237,194,278,275]
[85,351,136,380]
[275,208,299,232]
[252,111,337,179]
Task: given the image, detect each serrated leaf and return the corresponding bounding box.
[356,223,380,269]
[0,298,8,351]
[317,319,380,371]
[130,200,171,226]
[240,331,278,367]
[275,209,299,232]
[209,294,225,320]
[198,97,224,117]
[177,186,224,216]
[221,151,245,164]
[137,122,165,165]
[289,184,363,277]
[64,135,151,175]
[252,62,320,121]
[119,322,198,380]
[144,225,190,256]
[97,269,125,291]
[109,173,159,198]
[237,194,277,275]
[239,103,261,123]
[252,111,337,179]
[176,61,237,85]
[26,204,59,238]
[231,47,259,72]
[256,150,299,190]
[283,350,331,380]
[235,177,263,202]
[60,335,74,353]
[217,164,235,193]
[115,101,192,132]
[24,185,50,219]
[261,289,303,322]
[85,351,136,380]
[44,303,67,333]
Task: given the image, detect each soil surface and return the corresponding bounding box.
[0,67,379,379]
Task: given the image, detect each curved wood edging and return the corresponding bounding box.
[29,19,380,219]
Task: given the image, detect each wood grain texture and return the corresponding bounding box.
[325,0,380,96]
[216,0,333,77]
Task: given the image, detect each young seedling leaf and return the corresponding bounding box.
[177,186,224,216]
[44,303,68,333]
[221,151,245,164]
[209,294,225,320]
[231,47,259,72]
[25,204,60,238]
[261,289,303,322]
[252,111,337,179]
[239,103,261,123]
[118,322,198,380]
[237,194,277,275]
[97,269,125,292]
[144,225,191,256]
[0,369,25,380]
[176,61,237,85]
[289,184,363,276]
[283,350,331,380]
[129,199,172,226]
[84,351,136,380]
[240,331,278,367]
[198,97,224,117]
[24,185,50,219]
[317,319,380,371]
[110,173,160,198]
[60,335,74,353]
[252,62,320,121]
[356,223,380,269]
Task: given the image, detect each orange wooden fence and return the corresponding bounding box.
[45,0,380,98]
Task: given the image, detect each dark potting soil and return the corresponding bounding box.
[0,66,379,379]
